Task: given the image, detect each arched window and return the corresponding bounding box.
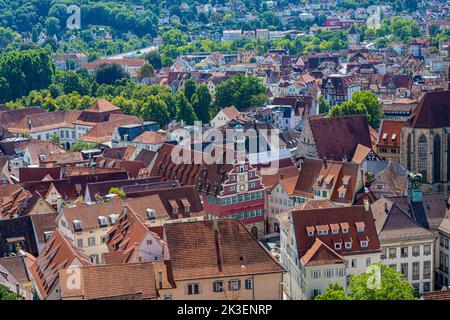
[407,133,412,170]
[418,135,428,179]
[433,135,441,183]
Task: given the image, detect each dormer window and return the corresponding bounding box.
[108,214,118,225]
[345,242,352,249]
[335,243,342,250]
[98,216,108,228]
[306,226,315,237]
[342,228,349,233]
[361,240,368,248]
[146,208,156,220]
[73,220,82,232]
[318,230,328,236]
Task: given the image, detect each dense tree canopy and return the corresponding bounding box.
[0,48,54,103]
[316,263,417,300]
[329,90,383,128]
[215,74,267,111]
[95,63,129,85]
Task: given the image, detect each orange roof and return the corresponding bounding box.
[105,208,163,264]
[86,99,121,113]
[300,238,346,266]
[30,229,92,299]
[221,106,241,120]
[278,176,299,196]
[376,119,405,148]
[351,143,372,164]
[59,262,158,300]
[165,219,284,280]
[132,131,167,145]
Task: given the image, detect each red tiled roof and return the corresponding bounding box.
[59,262,158,300]
[132,131,167,144]
[423,287,450,300]
[292,205,381,260]
[300,238,346,266]
[105,208,163,264]
[376,120,405,148]
[406,90,450,128]
[308,115,372,161]
[164,219,284,280]
[295,158,360,204]
[30,229,92,299]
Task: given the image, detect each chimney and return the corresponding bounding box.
[158,271,163,289]
[213,219,223,272]
[384,201,388,213]
[322,157,327,168]
[363,199,370,212]
[280,173,284,180]
[123,205,127,216]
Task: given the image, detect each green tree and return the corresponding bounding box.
[191,84,212,123]
[315,284,349,300]
[59,71,90,96]
[49,133,60,144]
[215,74,267,111]
[318,96,330,114]
[0,49,54,103]
[138,64,155,80]
[316,263,417,300]
[108,187,126,198]
[176,92,197,125]
[95,63,129,85]
[0,285,20,300]
[70,141,96,152]
[145,50,162,70]
[44,17,61,37]
[329,90,383,128]
[184,78,197,102]
[140,96,170,127]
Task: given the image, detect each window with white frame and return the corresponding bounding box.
[187,283,200,295]
[228,279,241,291]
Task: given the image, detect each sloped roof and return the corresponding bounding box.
[406,90,450,128]
[294,157,360,204]
[132,131,167,144]
[377,119,405,148]
[292,205,381,259]
[30,229,92,299]
[86,99,121,113]
[300,238,346,266]
[371,199,435,242]
[308,115,372,161]
[164,219,284,280]
[105,209,162,264]
[59,262,158,300]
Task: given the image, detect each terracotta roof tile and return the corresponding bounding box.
[30,229,92,299]
[307,115,372,161]
[292,205,381,259]
[164,219,284,280]
[60,262,158,300]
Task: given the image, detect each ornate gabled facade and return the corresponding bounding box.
[400,90,450,193]
[151,126,267,238]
